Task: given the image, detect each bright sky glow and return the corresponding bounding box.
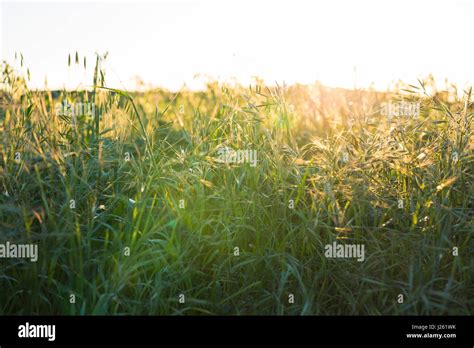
[1,0,473,91]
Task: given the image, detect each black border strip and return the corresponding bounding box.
[0,315,472,345]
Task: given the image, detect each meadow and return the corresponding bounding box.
[0,54,473,315]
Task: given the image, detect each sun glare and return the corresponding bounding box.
[1,0,472,91]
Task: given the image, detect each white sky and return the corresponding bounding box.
[1,0,473,91]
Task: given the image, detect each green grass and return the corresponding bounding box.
[0,57,473,315]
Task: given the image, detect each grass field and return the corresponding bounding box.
[0,55,473,315]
